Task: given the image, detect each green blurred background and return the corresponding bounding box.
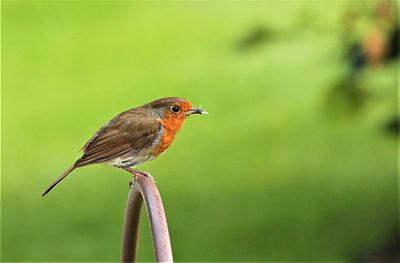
[2,0,398,261]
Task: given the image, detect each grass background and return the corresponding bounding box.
[2,0,398,261]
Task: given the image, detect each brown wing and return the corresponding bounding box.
[75,110,161,167]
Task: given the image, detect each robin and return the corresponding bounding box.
[42,97,207,196]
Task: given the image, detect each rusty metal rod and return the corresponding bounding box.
[121,172,173,263]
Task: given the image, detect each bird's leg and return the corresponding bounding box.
[125,168,154,180]
[122,167,155,187]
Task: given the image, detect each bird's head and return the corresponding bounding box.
[146,97,207,133]
[148,97,207,120]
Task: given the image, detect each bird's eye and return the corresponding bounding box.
[171,106,180,113]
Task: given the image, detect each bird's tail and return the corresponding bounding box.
[42,164,76,197]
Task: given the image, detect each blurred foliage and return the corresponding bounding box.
[2,0,398,262]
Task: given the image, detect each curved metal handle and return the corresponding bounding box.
[121,173,173,263]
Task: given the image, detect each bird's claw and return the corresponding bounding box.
[137,171,155,181]
[128,179,134,189]
[123,168,155,186]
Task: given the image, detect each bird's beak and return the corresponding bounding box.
[187,108,208,115]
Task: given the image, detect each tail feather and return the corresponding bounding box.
[42,164,76,197]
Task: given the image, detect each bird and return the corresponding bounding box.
[42,97,207,196]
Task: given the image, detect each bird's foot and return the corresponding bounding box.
[135,170,154,181]
[129,179,134,189]
[123,168,155,183]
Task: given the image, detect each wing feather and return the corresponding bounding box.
[75,110,161,167]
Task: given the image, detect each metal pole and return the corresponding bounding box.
[121,173,173,263]
[121,186,143,262]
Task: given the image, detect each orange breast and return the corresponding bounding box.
[153,114,186,156]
